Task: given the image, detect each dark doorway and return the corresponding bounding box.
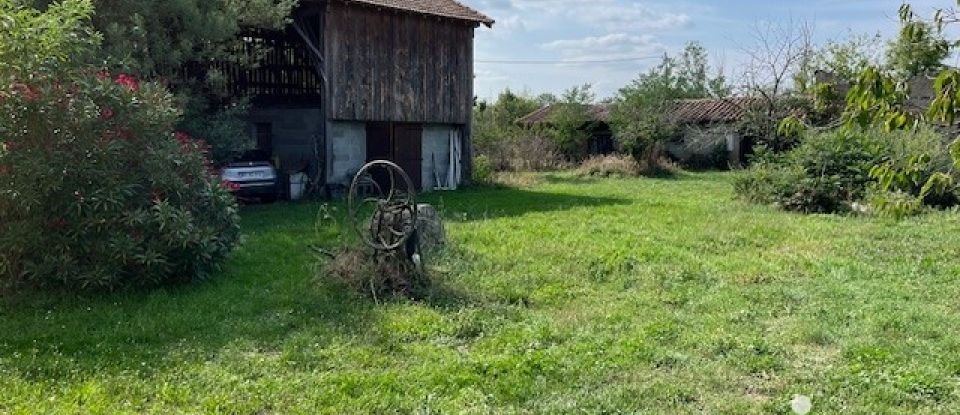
[392,123,423,190]
[365,122,423,190]
[255,122,273,154]
[366,122,392,161]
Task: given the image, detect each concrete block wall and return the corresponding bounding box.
[326,121,367,186]
[247,107,322,173]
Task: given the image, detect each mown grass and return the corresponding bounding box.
[3,172,960,414]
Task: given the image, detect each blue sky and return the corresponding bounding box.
[469,0,952,100]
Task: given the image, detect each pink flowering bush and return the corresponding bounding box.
[0,0,240,290]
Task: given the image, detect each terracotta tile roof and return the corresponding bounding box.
[517,104,611,126]
[518,97,759,127]
[344,0,494,26]
[670,97,761,124]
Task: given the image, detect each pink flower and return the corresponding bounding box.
[114,74,139,92]
[96,70,111,81]
[100,107,114,120]
[175,131,192,145]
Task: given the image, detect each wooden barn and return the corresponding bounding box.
[212,0,493,193]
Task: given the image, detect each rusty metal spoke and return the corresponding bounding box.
[347,160,418,252]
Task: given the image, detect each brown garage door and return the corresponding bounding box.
[392,123,422,191]
[365,122,423,191]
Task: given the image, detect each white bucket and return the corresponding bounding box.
[289,173,308,201]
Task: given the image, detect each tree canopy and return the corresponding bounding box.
[610,42,728,168]
[24,0,300,164]
[887,18,951,79]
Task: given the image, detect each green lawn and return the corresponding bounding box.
[3,172,960,414]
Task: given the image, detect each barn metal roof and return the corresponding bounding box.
[344,0,495,26]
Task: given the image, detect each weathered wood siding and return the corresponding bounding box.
[324,2,475,124]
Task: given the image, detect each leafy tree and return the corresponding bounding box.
[780,33,889,145]
[794,33,884,92]
[30,0,297,76]
[822,4,959,216]
[29,0,298,164]
[677,42,730,98]
[473,89,540,150]
[546,84,596,161]
[611,42,728,169]
[887,10,951,79]
[535,93,559,106]
[472,89,542,169]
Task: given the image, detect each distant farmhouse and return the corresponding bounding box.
[518,97,760,167]
[517,104,616,156]
[198,0,494,192]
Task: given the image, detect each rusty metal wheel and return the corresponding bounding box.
[347,160,418,252]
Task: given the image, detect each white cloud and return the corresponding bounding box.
[467,0,698,99]
[507,0,691,32]
[490,14,528,37]
[542,33,664,60]
[576,3,690,32]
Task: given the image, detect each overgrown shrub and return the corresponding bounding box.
[736,127,959,214]
[866,128,958,217]
[866,189,927,219]
[505,134,569,171]
[578,155,641,177]
[475,133,568,172]
[472,155,495,184]
[735,130,887,212]
[472,89,557,172]
[0,0,240,290]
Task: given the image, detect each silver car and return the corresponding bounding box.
[220,150,279,202]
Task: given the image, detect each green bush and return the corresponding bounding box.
[0,0,240,290]
[472,155,495,184]
[737,127,959,214]
[867,128,958,215]
[735,130,887,212]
